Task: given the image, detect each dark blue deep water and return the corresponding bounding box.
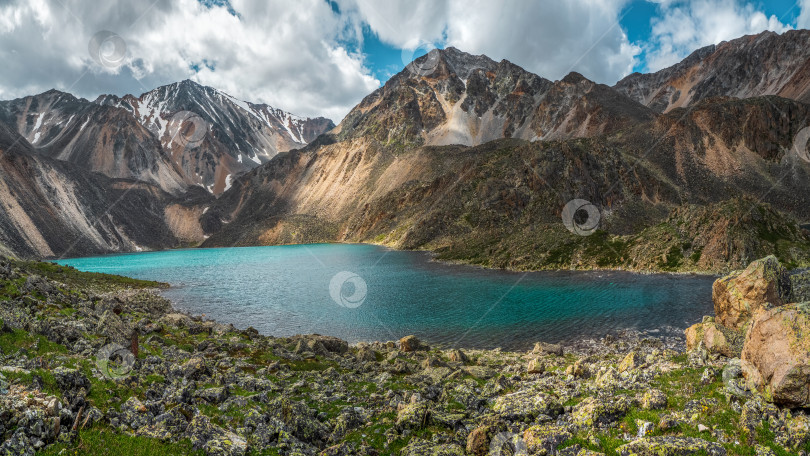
[56,244,715,350]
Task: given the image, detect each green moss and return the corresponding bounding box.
[39,427,204,456]
[285,359,335,372]
[24,260,166,292]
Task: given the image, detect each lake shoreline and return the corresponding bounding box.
[55,244,717,350]
[1,256,805,456]
[50,241,732,276]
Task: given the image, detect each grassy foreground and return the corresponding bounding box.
[0,258,808,455]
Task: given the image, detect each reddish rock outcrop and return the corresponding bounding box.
[741,304,810,407]
[712,256,792,330]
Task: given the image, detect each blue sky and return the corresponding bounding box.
[358,0,806,84]
[0,0,807,121]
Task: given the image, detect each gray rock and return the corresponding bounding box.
[617,436,726,456]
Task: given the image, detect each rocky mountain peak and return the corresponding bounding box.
[561,72,589,84]
[614,29,810,112]
[334,46,650,147]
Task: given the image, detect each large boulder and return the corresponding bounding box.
[741,303,810,407]
[572,396,631,428]
[185,415,246,456]
[684,318,740,357]
[522,425,571,455]
[712,256,792,330]
[492,388,563,421]
[399,335,429,352]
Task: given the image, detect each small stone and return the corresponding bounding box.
[636,420,654,438]
[701,367,718,385]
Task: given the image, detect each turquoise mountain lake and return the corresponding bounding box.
[56,244,715,350]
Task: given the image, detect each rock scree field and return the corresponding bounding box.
[0,254,809,456]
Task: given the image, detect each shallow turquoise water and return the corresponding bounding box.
[56,244,715,349]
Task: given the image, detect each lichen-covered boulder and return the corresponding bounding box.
[712,256,792,330]
[0,428,35,456]
[791,270,810,302]
[399,335,428,352]
[492,388,563,421]
[741,303,810,407]
[203,437,248,456]
[266,397,329,444]
[396,402,431,430]
[447,348,468,363]
[527,358,544,374]
[185,415,246,455]
[684,319,736,357]
[617,436,726,455]
[119,396,151,431]
[618,351,643,372]
[640,389,668,410]
[400,439,464,456]
[572,396,631,428]
[465,418,507,456]
[53,367,90,395]
[533,341,564,356]
[522,424,572,455]
[194,387,228,405]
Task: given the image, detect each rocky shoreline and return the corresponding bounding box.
[0,256,809,455]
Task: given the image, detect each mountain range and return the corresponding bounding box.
[1,30,809,272]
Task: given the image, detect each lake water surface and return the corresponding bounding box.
[57,244,715,350]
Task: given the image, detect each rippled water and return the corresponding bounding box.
[56,244,715,350]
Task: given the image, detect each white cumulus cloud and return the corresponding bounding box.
[0,0,379,121]
[344,0,640,85]
[643,0,793,72]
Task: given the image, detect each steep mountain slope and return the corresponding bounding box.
[0,90,188,194]
[333,47,654,147]
[0,119,207,258]
[615,30,810,112]
[204,96,810,272]
[96,80,335,194]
